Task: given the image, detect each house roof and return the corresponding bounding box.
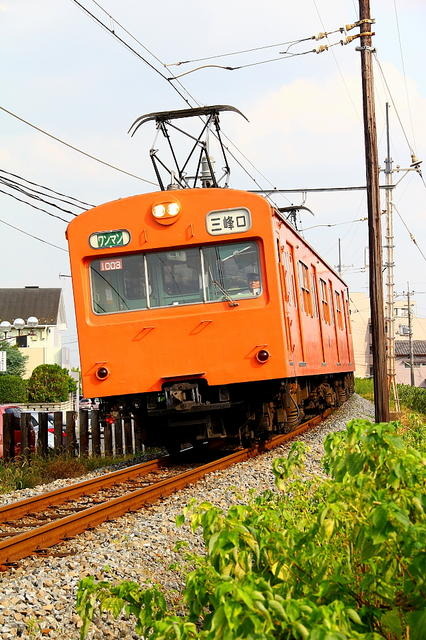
[0,288,62,326]
[395,340,426,357]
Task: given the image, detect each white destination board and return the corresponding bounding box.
[206,208,251,236]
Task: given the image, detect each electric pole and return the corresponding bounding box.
[358,0,390,422]
[383,103,400,411]
[406,285,415,386]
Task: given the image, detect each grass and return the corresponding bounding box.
[355,377,426,442]
[0,450,164,495]
[355,377,426,410]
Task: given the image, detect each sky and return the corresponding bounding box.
[1,0,425,366]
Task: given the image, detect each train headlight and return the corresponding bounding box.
[151,201,181,225]
[152,204,166,218]
[256,349,270,363]
[96,366,110,380]
[167,202,180,216]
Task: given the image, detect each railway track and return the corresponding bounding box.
[0,410,331,570]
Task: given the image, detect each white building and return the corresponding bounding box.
[0,286,69,377]
[350,291,426,384]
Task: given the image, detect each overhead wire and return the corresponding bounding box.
[166,35,317,67]
[0,188,70,223]
[167,48,328,80]
[311,0,362,122]
[0,176,79,218]
[70,0,287,205]
[303,216,367,231]
[0,168,94,208]
[0,217,68,253]
[393,0,417,152]
[0,105,156,186]
[372,53,415,157]
[393,204,426,264]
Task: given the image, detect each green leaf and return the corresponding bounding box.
[175,513,185,526]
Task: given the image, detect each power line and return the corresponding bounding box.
[167,48,325,80]
[70,0,285,204]
[0,176,78,218]
[393,0,417,152]
[303,216,367,231]
[0,168,94,208]
[166,35,327,67]
[311,0,362,122]
[0,105,156,186]
[393,204,426,264]
[70,0,193,108]
[0,188,70,223]
[372,53,415,157]
[0,216,68,252]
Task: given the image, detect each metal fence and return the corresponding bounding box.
[2,410,145,460]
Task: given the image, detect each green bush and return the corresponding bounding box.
[0,374,27,403]
[397,384,426,414]
[354,377,374,397]
[27,364,70,402]
[77,419,426,639]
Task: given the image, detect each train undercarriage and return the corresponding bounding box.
[99,372,354,453]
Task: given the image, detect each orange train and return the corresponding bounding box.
[66,187,354,451]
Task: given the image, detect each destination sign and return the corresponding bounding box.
[89,230,131,249]
[206,208,251,236]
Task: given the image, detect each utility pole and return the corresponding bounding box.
[406,285,415,386]
[358,0,389,422]
[383,103,400,411]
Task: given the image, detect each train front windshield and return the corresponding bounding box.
[90,241,262,314]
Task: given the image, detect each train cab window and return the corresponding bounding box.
[298,261,312,316]
[203,241,261,301]
[90,255,148,314]
[146,248,203,307]
[90,241,262,314]
[320,278,330,324]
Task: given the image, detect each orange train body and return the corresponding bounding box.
[67,188,354,447]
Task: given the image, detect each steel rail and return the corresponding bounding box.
[0,457,169,523]
[0,410,333,567]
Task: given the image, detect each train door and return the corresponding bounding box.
[286,242,304,365]
[277,239,292,356]
[312,266,326,363]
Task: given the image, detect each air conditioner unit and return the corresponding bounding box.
[400,326,410,336]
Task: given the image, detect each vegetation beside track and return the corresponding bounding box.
[77,417,426,639]
[0,451,163,494]
[355,377,426,416]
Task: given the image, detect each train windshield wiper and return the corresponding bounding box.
[209,272,238,307]
[221,245,251,262]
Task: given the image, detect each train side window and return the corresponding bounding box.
[311,271,319,317]
[283,248,295,306]
[298,261,312,316]
[319,278,330,324]
[335,291,343,329]
[345,294,352,333]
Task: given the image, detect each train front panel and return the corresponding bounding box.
[66,189,292,401]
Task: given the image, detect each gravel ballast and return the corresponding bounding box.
[0,395,374,639]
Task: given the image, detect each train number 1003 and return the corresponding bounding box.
[100,259,123,271]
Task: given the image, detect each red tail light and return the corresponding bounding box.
[256,349,270,363]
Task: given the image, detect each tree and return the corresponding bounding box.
[27,364,71,402]
[0,374,27,403]
[0,340,28,378]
